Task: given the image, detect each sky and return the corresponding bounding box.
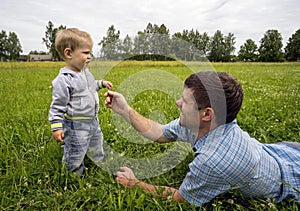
[1,0,299,55]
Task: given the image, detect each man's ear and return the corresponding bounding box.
[64,48,72,59]
[201,107,214,121]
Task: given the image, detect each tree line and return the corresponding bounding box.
[98,23,300,62]
[1,21,299,62]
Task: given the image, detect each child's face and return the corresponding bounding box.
[65,44,92,72]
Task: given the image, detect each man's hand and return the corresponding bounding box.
[104,90,167,142]
[104,91,130,116]
[116,166,186,203]
[116,166,139,188]
[52,129,64,142]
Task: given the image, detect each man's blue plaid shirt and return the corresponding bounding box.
[163,119,300,206]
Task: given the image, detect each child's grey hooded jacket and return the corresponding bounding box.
[49,67,104,131]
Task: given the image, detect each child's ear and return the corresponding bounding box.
[64,48,72,59]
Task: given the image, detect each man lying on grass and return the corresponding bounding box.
[104,71,300,206]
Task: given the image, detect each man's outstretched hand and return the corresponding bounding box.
[104,91,130,116]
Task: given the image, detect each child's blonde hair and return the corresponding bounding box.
[55,28,93,59]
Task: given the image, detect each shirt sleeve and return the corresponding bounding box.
[162,118,196,145]
[179,157,231,206]
[263,143,300,202]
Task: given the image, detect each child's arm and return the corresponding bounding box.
[103,80,113,89]
[49,74,70,142]
[99,80,113,90]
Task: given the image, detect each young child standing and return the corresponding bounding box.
[49,28,113,175]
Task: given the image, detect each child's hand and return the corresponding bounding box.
[52,129,64,142]
[104,81,113,89]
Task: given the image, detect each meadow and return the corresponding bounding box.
[0,61,299,210]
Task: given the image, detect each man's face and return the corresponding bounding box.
[176,88,201,132]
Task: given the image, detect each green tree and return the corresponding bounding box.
[209,30,224,62]
[171,32,186,60]
[172,30,192,60]
[7,32,22,61]
[208,30,236,62]
[150,23,172,60]
[42,21,66,60]
[199,32,210,56]
[133,31,150,60]
[0,30,22,61]
[0,30,8,61]
[223,33,236,62]
[120,34,133,59]
[98,25,121,60]
[188,29,203,60]
[258,29,284,62]
[139,23,159,58]
[131,23,172,60]
[285,29,300,61]
[172,30,210,61]
[238,39,258,61]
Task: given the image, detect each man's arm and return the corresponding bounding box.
[116,167,186,203]
[104,91,171,143]
[137,181,186,203]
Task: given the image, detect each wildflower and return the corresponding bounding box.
[227,199,234,204]
[86,183,92,189]
[55,192,62,197]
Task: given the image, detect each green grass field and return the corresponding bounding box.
[0,61,299,210]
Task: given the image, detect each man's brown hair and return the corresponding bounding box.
[184,71,244,124]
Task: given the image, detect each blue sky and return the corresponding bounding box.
[1,0,299,54]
